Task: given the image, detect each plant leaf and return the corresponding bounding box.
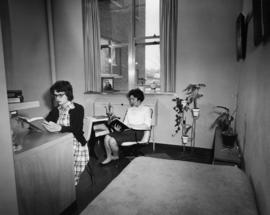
[215,106,229,112]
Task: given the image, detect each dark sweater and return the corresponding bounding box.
[45,103,87,146]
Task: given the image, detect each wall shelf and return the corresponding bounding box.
[8,101,40,111]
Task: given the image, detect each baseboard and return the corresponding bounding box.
[149,142,212,151]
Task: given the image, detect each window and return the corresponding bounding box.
[99,0,160,92]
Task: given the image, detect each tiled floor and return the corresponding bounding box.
[61,143,212,215]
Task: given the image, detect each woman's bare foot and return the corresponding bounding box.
[101,157,112,165]
[111,155,119,160]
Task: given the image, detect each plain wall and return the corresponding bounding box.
[174,0,242,148]
[52,0,86,106]
[236,0,270,214]
[3,0,86,116]
[5,0,52,118]
[0,20,19,215]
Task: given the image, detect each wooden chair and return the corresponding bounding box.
[83,115,110,160]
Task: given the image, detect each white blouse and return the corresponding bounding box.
[123,105,152,129]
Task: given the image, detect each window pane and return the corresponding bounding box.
[136,44,160,89]
[135,0,145,38]
[135,0,160,91]
[145,0,159,36]
[99,0,132,44]
[99,0,131,91]
[100,38,110,75]
[145,45,160,86]
[135,0,159,38]
[100,38,128,77]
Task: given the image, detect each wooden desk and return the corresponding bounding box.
[14,131,75,215]
[87,116,110,160]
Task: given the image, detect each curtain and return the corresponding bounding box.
[82,0,101,92]
[160,0,178,92]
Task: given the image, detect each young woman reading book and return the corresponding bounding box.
[101,88,151,165]
[42,80,89,186]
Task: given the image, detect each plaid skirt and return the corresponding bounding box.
[73,138,89,186]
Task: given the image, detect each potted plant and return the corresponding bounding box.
[210,106,237,148]
[104,102,114,119]
[138,77,146,86]
[181,121,192,144]
[137,77,146,92]
[172,97,189,136]
[183,83,206,118]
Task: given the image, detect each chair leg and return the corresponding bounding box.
[85,162,94,184]
[124,144,145,157]
[135,150,144,156]
[134,147,144,156]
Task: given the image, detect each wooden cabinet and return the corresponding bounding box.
[14,132,75,215]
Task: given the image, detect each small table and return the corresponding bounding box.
[88,116,110,160]
[213,128,241,166]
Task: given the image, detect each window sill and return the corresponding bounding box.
[84,91,175,96]
[100,74,123,79]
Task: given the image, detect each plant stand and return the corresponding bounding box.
[181,135,189,152]
[172,83,205,153]
[191,115,199,151]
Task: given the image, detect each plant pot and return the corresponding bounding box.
[137,85,145,92]
[181,100,187,107]
[192,108,200,118]
[150,82,157,91]
[181,135,189,144]
[221,132,237,148]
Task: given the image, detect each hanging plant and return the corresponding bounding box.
[172,97,189,136]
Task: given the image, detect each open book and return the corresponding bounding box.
[17,116,45,132]
[107,118,130,132]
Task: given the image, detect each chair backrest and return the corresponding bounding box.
[121,108,153,146]
[83,116,92,142]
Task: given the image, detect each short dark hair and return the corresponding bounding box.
[50,80,74,101]
[127,88,145,102]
